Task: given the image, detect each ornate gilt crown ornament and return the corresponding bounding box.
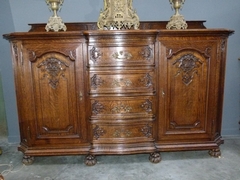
[45,0,67,32]
[97,0,140,30]
[166,0,188,30]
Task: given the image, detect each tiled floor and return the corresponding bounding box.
[0,133,240,180]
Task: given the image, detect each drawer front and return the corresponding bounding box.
[92,123,153,141]
[90,71,156,94]
[90,96,155,118]
[88,45,155,66]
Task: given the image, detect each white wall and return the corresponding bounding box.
[0,0,19,142]
[1,0,240,142]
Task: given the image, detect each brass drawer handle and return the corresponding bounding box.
[162,89,165,97]
[79,91,83,101]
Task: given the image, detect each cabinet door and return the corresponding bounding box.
[14,39,87,146]
[158,37,223,142]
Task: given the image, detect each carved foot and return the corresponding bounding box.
[149,152,161,164]
[209,148,221,158]
[84,154,97,166]
[22,155,34,165]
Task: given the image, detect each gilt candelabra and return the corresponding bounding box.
[97,0,140,30]
[166,0,188,30]
[45,0,67,32]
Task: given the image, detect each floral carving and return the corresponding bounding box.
[93,125,106,139]
[111,102,132,113]
[141,99,153,112]
[139,46,152,60]
[91,74,104,89]
[140,124,152,138]
[37,57,69,89]
[92,101,104,114]
[113,128,132,138]
[173,54,202,86]
[139,73,153,88]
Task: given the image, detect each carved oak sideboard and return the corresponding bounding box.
[3,21,233,165]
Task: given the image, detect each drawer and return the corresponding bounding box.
[89,71,156,94]
[90,96,156,118]
[88,45,155,66]
[92,122,154,142]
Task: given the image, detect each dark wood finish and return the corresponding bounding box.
[156,29,233,153]
[3,21,233,165]
[28,21,206,32]
[4,31,90,158]
[84,30,159,155]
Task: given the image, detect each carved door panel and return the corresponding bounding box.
[158,38,221,142]
[18,40,87,146]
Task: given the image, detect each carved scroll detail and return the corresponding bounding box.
[69,50,76,60]
[12,43,18,61]
[220,39,226,52]
[219,39,226,63]
[37,57,69,89]
[90,47,102,62]
[204,47,211,58]
[93,125,106,139]
[28,51,36,61]
[167,47,211,60]
[173,54,202,86]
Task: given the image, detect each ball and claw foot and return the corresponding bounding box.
[84,154,97,166]
[149,152,161,164]
[209,148,221,158]
[22,155,34,165]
